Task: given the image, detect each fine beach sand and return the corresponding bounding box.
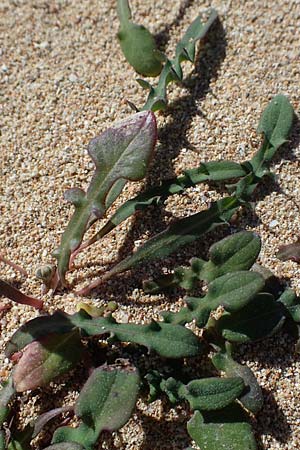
[1,0,300,449]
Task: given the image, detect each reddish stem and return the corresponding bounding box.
[0,279,43,310]
[0,254,28,277]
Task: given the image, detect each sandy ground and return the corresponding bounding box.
[1,0,300,449]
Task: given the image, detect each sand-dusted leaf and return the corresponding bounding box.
[187,410,257,450]
[117,0,162,77]
[145,231,261,293]
[257,94,294,152]
[13,330,83,392]
[140,9,218,111]
[159,376,244,411]
[78,196,240,295]
[162,271,264,327]
[52,364,140,449]
[53,111,157,286]
[144,258,204,293]
[0,279,43,310]
[212,349,263,414]
[217,293,286,343]
[0,376,15,426]
[70,313,201,358]
[0,432,5,450]
[277,239,300,263]
[73,161,246,258]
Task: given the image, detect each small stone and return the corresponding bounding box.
[269,219,279,228]
[69,73,78,83]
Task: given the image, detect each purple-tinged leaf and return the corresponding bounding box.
[277,239,300,263]
[13,330,83,392]
[0,279,43,310]
[52,111,157,287]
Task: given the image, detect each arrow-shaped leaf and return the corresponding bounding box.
[52,111,157,286]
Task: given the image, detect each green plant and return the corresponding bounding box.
[2,231,300,449]
[1,3,298,450]
[117,0,163,77]
[75,94,294,295]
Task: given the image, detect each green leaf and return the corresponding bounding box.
[144,231,260,294]
[117,0,163,77]
[200,231,261,282]
[78,196,240,295]
[71,314,202,358]
[250,95,294,175]
[277,288,300,323]
[212,351,263,414]
[178,377,245,411]
[52,111,157,286]
[75,161,246,256]
[217,293,286,343]
[0,432,5,450]
[13,330,83,392]
[141,9,218,111]
[43,445,84,450]
[52,365,140,449]
[163,271,265,327]
[7,425,33,450]
[6,310,201,359]
[5,311,75,358]
[257,94,294,151]
[0,376,15,426]
[187,410,257,450]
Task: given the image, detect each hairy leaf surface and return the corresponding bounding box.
[52,365,140,449]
